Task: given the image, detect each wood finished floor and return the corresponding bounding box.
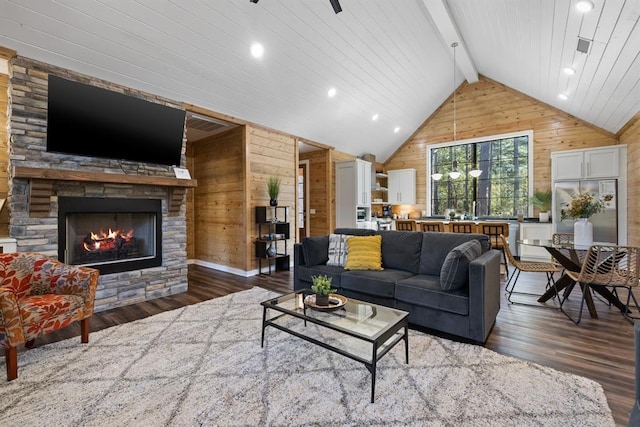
[30,264,634,425]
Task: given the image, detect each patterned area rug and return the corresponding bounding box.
[0,287,614,426]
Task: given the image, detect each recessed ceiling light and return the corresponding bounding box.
[250,42,264,59]
[558,93,568,100]
[327,88,337,98]
[576,0,594,12]
[563,67,576,75]
[371,114,379,121]
[393,127,400,133]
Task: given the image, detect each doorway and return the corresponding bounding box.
[298,160,310,240]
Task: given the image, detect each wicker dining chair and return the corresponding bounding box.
[552,233,574,246]
[500,235,561,305]
[420,221,444,232]
[477,222,510,278]
[564,245,640,324]
[449,221,477,233]
[395,220,417,231]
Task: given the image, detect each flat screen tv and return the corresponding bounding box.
[47,75,186,166]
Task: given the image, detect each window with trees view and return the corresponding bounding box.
[428,132,532,218]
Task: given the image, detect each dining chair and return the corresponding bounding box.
[500,235,561,306]
[552,233,573,246]
[449,221,477,233]
[420,221,444,232]
[395,220,417,231]
[564,245,640,324]
[477,222,510,278]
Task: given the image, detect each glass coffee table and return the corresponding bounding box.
[261,291,409,403]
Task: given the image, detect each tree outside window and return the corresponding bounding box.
[429,133,530,218]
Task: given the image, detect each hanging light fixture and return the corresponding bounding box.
[431,42,482,182]
[449,160,461,179]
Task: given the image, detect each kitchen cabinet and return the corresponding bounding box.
[255,206,290,275]
[519,223,553,262]
[551,147,620,180]
[388,168,416,205]
[335,159,371,228]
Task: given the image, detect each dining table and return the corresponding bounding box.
[518,239,628,320]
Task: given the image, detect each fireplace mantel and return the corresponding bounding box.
[13,166,197,188]
[13,166,197,216]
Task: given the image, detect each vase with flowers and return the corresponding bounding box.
[561,192,605,246]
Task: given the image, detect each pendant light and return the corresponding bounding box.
[448,160,461,179]
[448,43,461,180]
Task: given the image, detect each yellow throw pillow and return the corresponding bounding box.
[344,235,383,270]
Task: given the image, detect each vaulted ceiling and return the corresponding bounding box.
[1,0,639,162]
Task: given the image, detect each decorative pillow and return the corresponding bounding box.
[344,235,383,271]
[326,234,348,267]
[440,240,482,291]
[302,235,329,267]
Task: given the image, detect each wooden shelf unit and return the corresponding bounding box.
[255,206,290,275]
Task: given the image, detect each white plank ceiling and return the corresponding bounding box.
[1,0,639,162]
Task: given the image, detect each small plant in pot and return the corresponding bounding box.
[529,189,553,222]
[311,275,337,306]
[267,176,281,207]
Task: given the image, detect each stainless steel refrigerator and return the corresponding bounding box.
[554,179,618,243]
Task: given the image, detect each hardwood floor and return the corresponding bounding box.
[27,264,635,425]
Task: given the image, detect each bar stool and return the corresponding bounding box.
[395,220,417,231]
[449,221,477,233]
[420,221,445,232]
[477,221,510,278]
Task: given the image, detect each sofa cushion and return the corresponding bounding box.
[395,275,470,316]
[344,235,383,270]
[379,230,423,273]
[326,234,348,267]
[440,240,482,291]
[419,232,490,276]
[301,235,329,267]
[341,269,413,298]
[297,264,345,289]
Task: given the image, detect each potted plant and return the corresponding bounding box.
[529,189,553,222]
[311,274,337,306]
[266,176,281,207]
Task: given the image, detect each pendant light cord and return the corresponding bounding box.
[452,42,458,143]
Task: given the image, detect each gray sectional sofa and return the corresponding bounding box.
[293,229,501,343]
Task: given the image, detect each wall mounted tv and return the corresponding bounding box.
[47,75,186,166]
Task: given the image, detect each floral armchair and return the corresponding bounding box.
[0,252,99,380]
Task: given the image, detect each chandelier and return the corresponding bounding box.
[432,42,482,181]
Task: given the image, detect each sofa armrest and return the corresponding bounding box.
[467,249,501,343]
[0,287,26,346]
[45,261,100,317]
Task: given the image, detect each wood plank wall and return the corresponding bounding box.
[619,113,640,246]
[0,48,14,235]
[384,76,619,219]
[190,126,247,271]
[246,126,296,271]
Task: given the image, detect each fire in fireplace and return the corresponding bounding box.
[58,197,162,274]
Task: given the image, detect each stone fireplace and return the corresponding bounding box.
[58,197,162,274]
[7,56,195,312]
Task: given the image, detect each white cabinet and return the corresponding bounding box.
[356,159,372,206]
[388,168,416,205]
[519,223,553,262]
[551,147,619,180]
[335,159,371,228]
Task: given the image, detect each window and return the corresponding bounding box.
[428,131,533,218]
